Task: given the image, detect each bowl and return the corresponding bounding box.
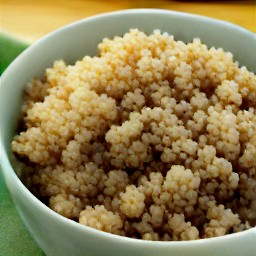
[0,9,255,256]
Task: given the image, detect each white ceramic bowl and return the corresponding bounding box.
[0,9,255,256]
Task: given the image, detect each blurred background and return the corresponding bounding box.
[1,0,256,43]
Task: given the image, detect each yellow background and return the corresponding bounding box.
[1,0,256,43]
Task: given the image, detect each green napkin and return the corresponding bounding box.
[0,33,44,255]
[0,33,29,75]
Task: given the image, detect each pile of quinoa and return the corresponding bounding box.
[12,29,256,241]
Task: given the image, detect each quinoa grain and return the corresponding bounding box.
[12,29,256,240]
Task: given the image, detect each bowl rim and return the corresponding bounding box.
[0,8,255,247]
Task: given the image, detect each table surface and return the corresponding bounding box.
[1,0,256,43]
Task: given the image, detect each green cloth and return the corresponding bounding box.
[0,34,44,255]
[0,34,28,75]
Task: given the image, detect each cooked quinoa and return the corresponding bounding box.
[12,29,256,241]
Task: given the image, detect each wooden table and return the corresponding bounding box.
[1,0,256,43]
